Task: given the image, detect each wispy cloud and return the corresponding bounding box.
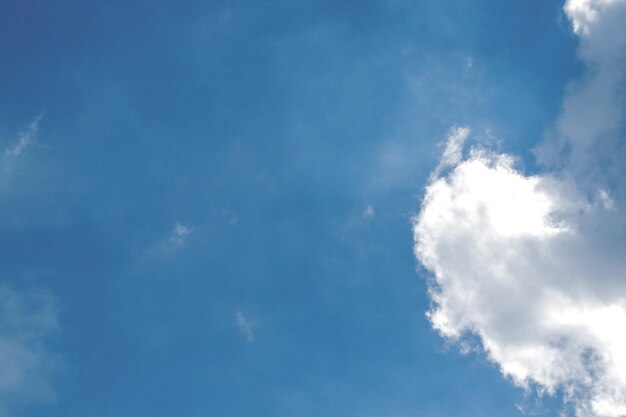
[137,222,194,265]
[3,115,42,160]
[167,222,192,249]
[0,116,43,184]
[0,286,60,413]
[235,309,255,343]
[362,205,375,219]
[431,126,469,180]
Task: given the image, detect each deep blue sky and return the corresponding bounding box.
[0,1,580,416]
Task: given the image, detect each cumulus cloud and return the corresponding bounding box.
[413,1,626,416]
[564,0,621,35]
[0,286,60,414]
[538,0,626,185]
[414,135,626,416]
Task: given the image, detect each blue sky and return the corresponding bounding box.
[2,1,620,416]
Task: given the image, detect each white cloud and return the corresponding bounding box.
[564,0,622,35]
[413,2,626,415]
[537,0,626,184]
[363,205,376,219]
[235,309,255,343]
[414,130,626,417]
[0,286,59,414]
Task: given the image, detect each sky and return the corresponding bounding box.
[0,1,624,417]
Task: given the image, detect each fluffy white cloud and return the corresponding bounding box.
[414,2,626,416]
[564,0,624,35]
[414,134,626,416]
[0,286,59,414]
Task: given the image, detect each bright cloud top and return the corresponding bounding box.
[414,131,626,416]
[413,1,626,416]
[564,0,626,34]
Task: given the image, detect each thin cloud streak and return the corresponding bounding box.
[235,310,254,343]
[0,286,60,413]
[3,115,41,160]
[168,223,192,249]
[363,205,375,219]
